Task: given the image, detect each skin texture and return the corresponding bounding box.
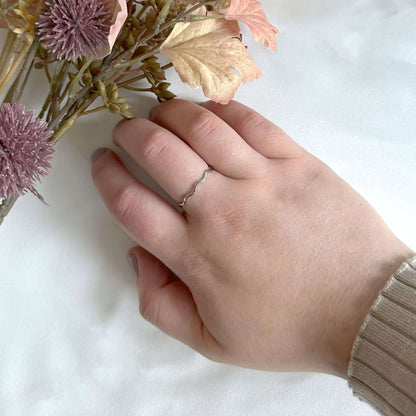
[91,99,413,378]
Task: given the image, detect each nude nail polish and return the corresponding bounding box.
[128,253,139,278]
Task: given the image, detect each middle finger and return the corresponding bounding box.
[150,99,266,179]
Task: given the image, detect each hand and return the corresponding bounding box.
[91,99,413,377]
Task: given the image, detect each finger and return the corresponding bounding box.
[113,118,223,212]
[91,149,187,272]
[201,100,306,159]
[150,99,266,179]
[130,246,222,360]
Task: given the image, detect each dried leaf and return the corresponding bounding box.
[160,7,261,104]
[226,0,279,51]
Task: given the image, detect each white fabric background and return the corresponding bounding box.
[1,1,416,415]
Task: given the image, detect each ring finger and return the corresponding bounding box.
[113,118,221,212]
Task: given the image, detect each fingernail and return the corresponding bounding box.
[149,105,158,119]
[90,148,108,163]
[128,252,139,278]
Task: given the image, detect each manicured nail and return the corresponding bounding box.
[128,252,139,278]
[90,148,108,162]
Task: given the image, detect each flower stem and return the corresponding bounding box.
[0,195,18,227]
[0,32,19,76]
[69,58,93,98]
[113,48,160,70]
[120,86,153,92]
[0,30,16,75]
[53,91,99,140]
[39,92,51,119]
[118,63,173,87]
[48,60,69,122]
[0,39,31,95]
[4,37,38,104]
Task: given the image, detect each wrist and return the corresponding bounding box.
[322,244,414,378]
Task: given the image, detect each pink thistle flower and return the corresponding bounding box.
[0,103,54,200]
[37,0,127,61]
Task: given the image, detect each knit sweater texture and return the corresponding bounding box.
[348,256,416,416]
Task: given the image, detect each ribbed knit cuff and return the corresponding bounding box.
[348,256,416,416]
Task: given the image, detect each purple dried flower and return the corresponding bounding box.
[0,103,54,199]
[37,0,113,60]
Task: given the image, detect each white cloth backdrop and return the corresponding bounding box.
[1,1,415,415]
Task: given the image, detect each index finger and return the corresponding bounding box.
[201,101,306,160]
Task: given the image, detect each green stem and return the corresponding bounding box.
[48,84,91,131]
[80,105,108,116]
[186,14,225,21]
[121,86,153,92]
[113,48,160,70]
[136,3,148,20]
[39,92,51,119]
[53,92,99,139]
[69,58,93,98]
[48,60,68,122]
[118,63,173,87]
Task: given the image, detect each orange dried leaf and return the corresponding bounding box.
[160,7,261,104]
[226,0,279,51]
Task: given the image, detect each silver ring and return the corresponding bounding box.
[178,167,213,208]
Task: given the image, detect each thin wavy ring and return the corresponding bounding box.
[178,167,213,208]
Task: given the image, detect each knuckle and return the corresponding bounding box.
[139,290,158,324]
[239,112,285,144]
[141,130,170,163]
[204,182,270,237]
[190,112,222,140]
[110,184,137,224]
[238,111,268,132]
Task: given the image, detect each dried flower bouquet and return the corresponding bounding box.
[0,0,279,225]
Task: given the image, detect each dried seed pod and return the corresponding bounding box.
[157,82,171,91]
[82,72,93,85]
[89,60,102,75]
[97,80,108,103]
[145,72,156,86]
[122,111,135,120]
[131,16,142,31]
[115,97,127,105]
[159,90,176,100]
[145,11,156,29]
[153,72,167,83]
[107,83,119,102]
[126,32,136,49]
[109,103,121,114]
[119,103,132,112]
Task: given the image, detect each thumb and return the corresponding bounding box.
[128,246,221,358]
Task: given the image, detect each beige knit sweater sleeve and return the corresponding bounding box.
[348,256,416,416]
